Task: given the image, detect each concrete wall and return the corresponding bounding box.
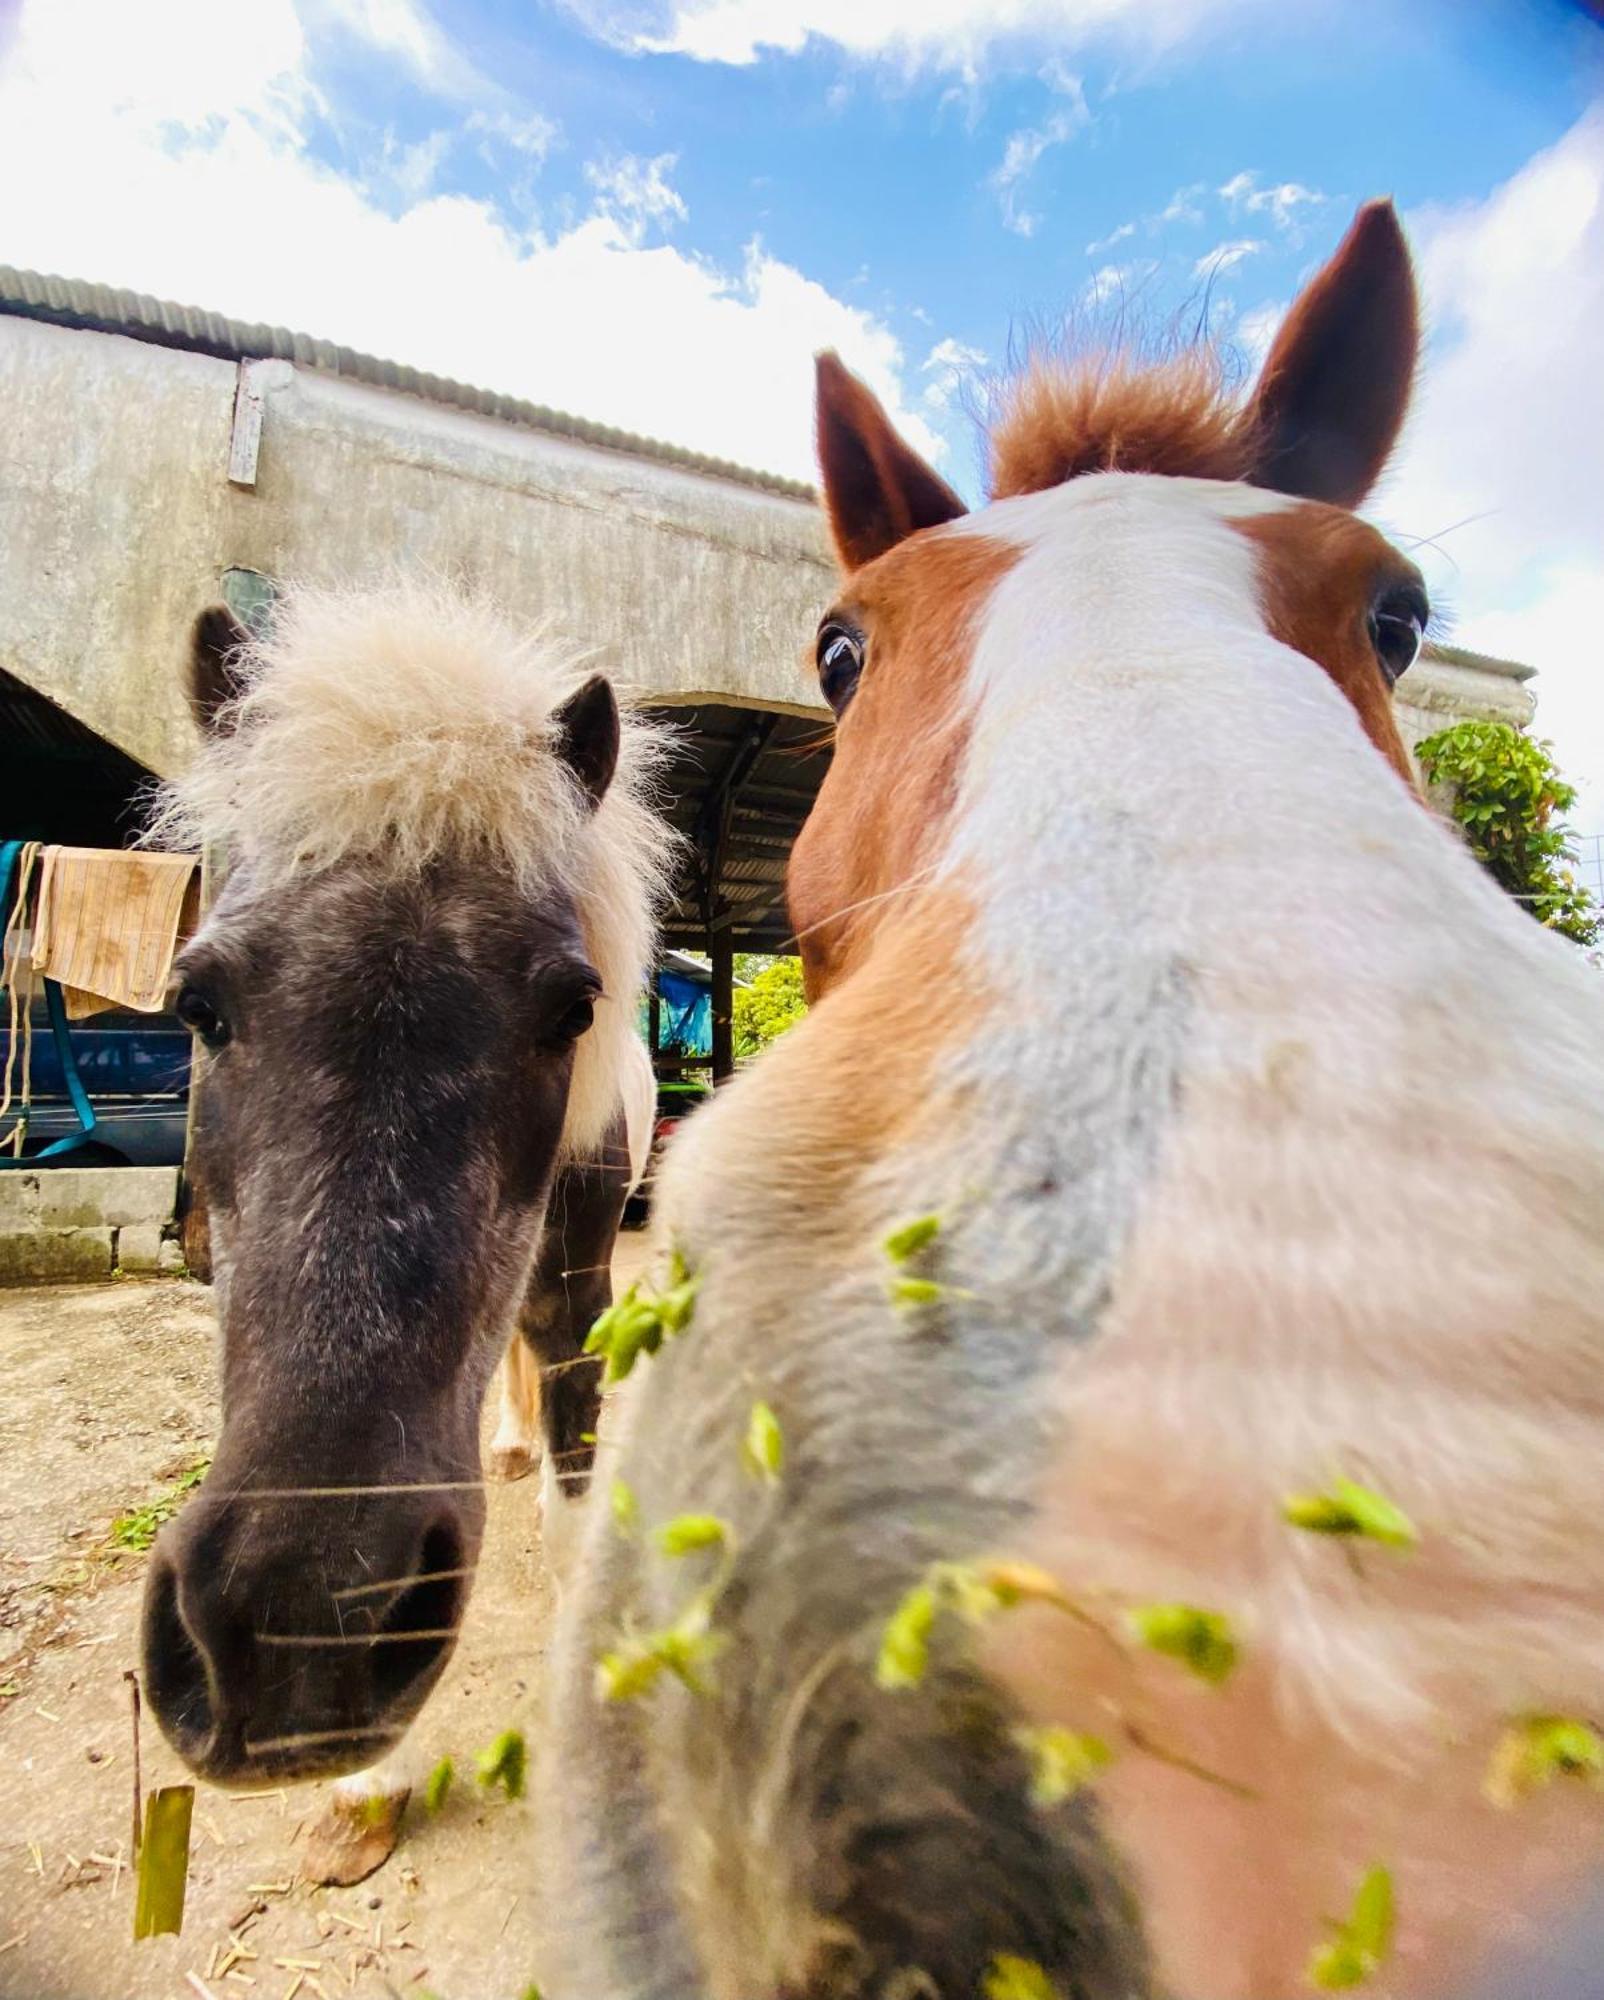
[0,316,835,779]
[0,310,1534,786]
[0,1167,182,1285]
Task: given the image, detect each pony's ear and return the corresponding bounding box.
[815,352,966,572]
[552,674,620,811]
[1246,199,1418,509]
[188,605,251,737]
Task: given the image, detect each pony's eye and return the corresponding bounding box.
[1370,586,1428,687]
[548,991,598,1048]
[816,622,865,716]
[176,986,230,1050]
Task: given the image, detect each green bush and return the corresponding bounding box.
[1415,721,1599,947]
[733,956,807,1058]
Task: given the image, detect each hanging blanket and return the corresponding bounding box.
[31,846,199,1017]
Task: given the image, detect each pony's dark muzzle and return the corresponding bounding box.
[141,1479,477,1786]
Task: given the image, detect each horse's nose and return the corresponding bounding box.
[141,1491,470,1784]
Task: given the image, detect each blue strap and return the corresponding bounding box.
[0,841,99,1166]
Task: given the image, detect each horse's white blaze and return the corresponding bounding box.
[918,474,1604,1996]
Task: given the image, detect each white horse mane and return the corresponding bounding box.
[151,582,675,1151]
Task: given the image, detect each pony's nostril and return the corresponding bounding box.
[142,1555,218,1757]
[371,1519,467,1711]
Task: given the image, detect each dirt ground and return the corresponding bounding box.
[0,1237,654,2000]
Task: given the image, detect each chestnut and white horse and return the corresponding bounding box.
[544,201,1604,1999]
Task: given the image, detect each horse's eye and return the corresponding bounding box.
[176,986,230,1050]
[816,622,864,716]
[548,991,598,1048]
[1370,586,1428,687]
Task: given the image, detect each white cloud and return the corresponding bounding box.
[1234,297,1284,366]
[1384,104,1604,824]
[0,0,940,485]
[594,0,1281,74]
[1081,257,1158,307]
[1192,236,1265,279]
[466,107,561,161]
[988,71,1090,237]
[1159,181,1207,225]
[922,335,987,410]
[583,152,689,243]
[1085,218,1137,255]
[1217,168,1326,234]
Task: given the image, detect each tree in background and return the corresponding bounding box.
[733,955,807,1058]
[1414,721,1599,947]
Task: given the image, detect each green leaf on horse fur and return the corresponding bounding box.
[597,1594,729,1703]
[1485,1714,1604,1808]
[1283,1478,1417,1551]
[655,1514,730,1557]
[610,1478,639,1534]
[133,1784,194,1940]
[983,1953,1062,2000]
[583,1256,701,1384]
[1012,1726,1113,1808]
[1307,1865,1395,1990]
[741,1400,785,1483]
[882,1214,942,1264]
[888,1276,947,1310]
[474,1729,526,1800]
[422,1757,454,1813]
[877,1561,1078,1694]
[1126,1603,1239,1686]
[875,1583,939,1690]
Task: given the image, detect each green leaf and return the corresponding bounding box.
[133,1784,194,1940]
[1485,1714,1604,1807]
[1308,1865,1394,1990]
[741,1401,785,1483]
[596,1595,728,1702]
[423,1756,454,1813]
[882,1214,942,1264]
[596,1640,668,1702]
[875,1582,938,1690]
[655,1514,729,1557]
[474,1728,527,1800]
[983,1952,1062,2000]
[1282,1478,1417,1551]
[610,1478,639,1534]
[1012,1725,1113,1808]
[583,1260,702,1383]
[888,1276,946,1310]
[1127,1603,1239,1686]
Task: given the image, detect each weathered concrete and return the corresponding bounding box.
[0,310,1533,792]
[0,1165,179,1284]
[0,315,834,781]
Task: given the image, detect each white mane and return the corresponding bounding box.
[151,583,675,1152]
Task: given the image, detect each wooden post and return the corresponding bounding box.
[710,933,734,1083]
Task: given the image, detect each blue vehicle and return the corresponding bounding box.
[0,1001,192,1166]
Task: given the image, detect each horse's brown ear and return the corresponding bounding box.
[552,674,619,811]
[815,352,966,573]
[189,605,251,737]
[1246,199,1418,509]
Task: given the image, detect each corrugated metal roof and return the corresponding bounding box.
[0,265,817,503]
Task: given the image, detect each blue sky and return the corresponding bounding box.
[2,0,1602,819]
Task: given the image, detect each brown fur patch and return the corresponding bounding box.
[1232,506,1420,786]
[988,348,1259,499]
[787,534,1018,995]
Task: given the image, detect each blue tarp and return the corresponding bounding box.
[648,966,711,1056]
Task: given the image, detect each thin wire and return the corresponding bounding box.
[329,1567,476,1602]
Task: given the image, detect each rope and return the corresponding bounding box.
[0,840,99,1167]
